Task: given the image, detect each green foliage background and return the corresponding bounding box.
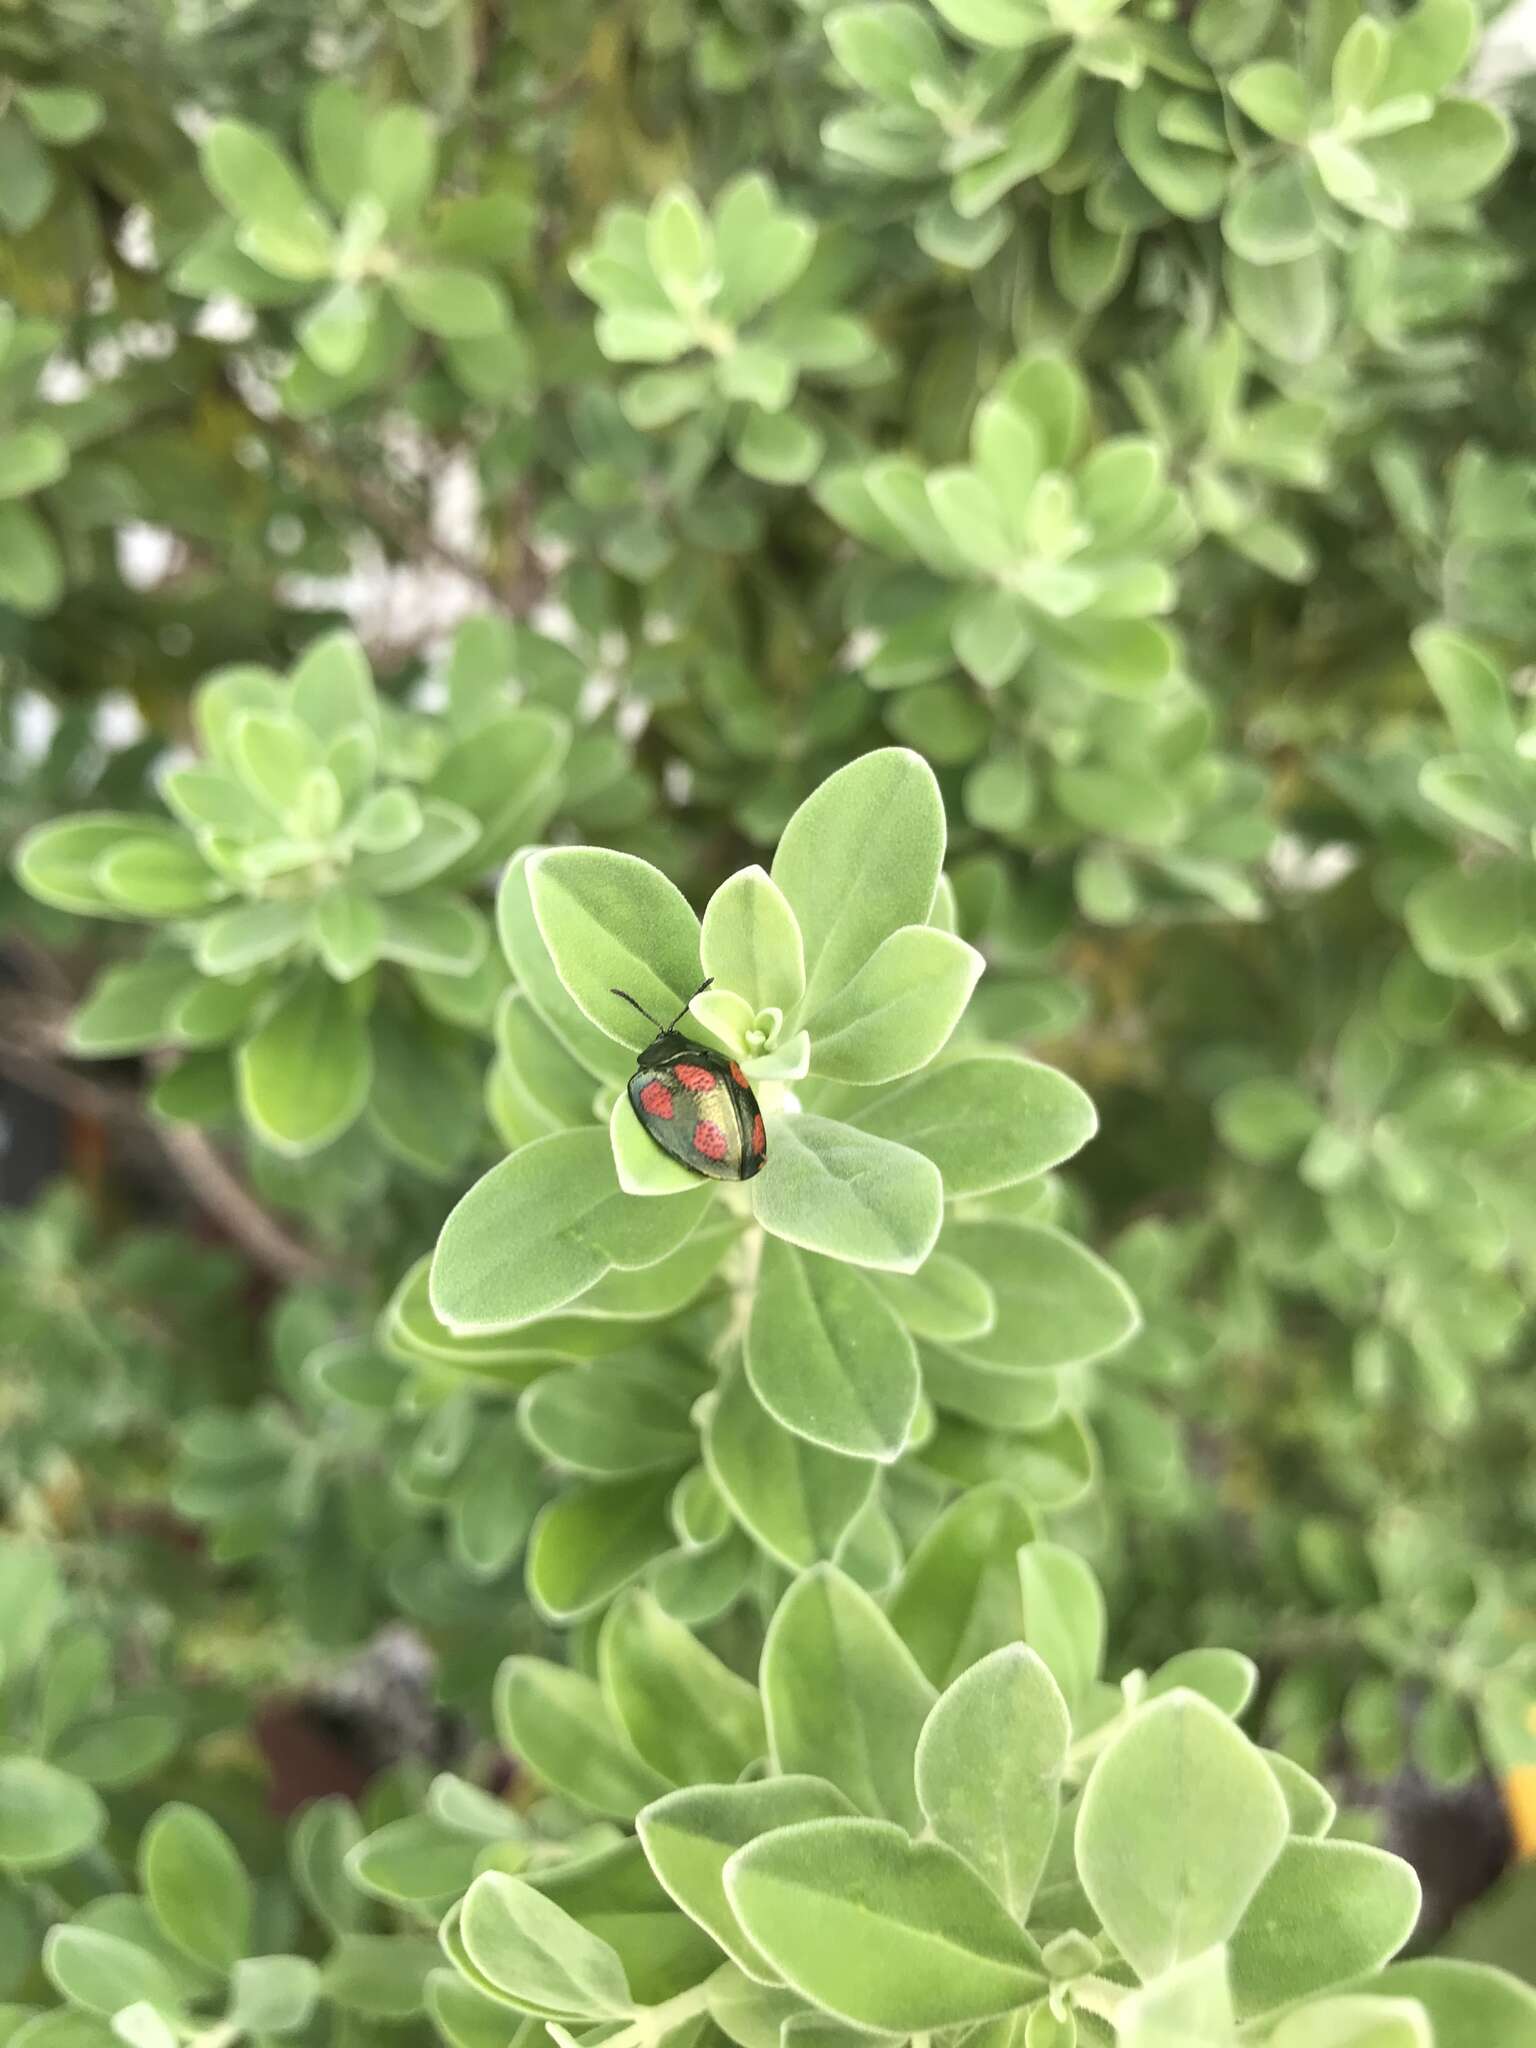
[4,0,1536,2039]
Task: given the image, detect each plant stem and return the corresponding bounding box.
[154,1118,329,1286]
[599,1980,714,2048]
[713,1222,765,1362]
[1072,1977,1129,2021]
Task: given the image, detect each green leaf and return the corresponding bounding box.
[806,926,983,1083]
[927,469,1013,575]
[95,837,226,917]
[493,1658,669,1822]
[929,0,1039,46]
[51,1711,179,1789]
[306,79,369,211]
[450,1414,542,1578]
[0,425,68,500]
[1229,1838,1421,2016]
[713,173,816,321]
[1224,159,1322,266]
[915,1644,1069,1920]
[227,711,318,818]
[426,1969,520,2048]
[1268,1995,1430,2047]
[376,896,488,977]
[0,109,54,233]
[596,312,692,363]
[0,1539,62,1677]
[1117,1947,1236,2047]
[747,1235,921,1460]
[13,816,149,917]
[195,900,310,977]
[201,120,333,263]
[169,979,269,1055]
[1364,98,1510,207]
[953,61,1079,215]
[497,854,632,1083]
[889,1483,1034,1687]
[431,1128,707,1332]
[365,104,439,225]
[322,1935,437,2018]
[112,2005,180,2048]
[772,750,946,1019]
[874,1252,996,1344]
[226,1958,320,2037]
[939,1221,1139,1377]
[638,1778,857,1985]
[427,706,569,869]
[391,266,509,339]
[1264,1750,1338,1838]
[0,1759,105,1871]
[1147,1648,1258,1718]
[1018,1540,1105,1713]
[827,3,951,97]
[703,1359,878,1570]
[762,1565,935,1829]
[351,787,421,853]
[599,1589,766,1783]
[701,866,806,1017]
[1351,1961,1536,2047]
[724,1818,1046,2030]
[1383,0,1476,95]
[236,972,372,1155]
[1230,60,1310,141]
[297,283,377,376]
[528,847,704,1050]
[1226,246,1334,363]
[163,765,275,841]
[0,501,63,614]
[609,1089,706,1198]
[313,889,384,981]
[350,799,479,893]
[294,638,376,745]
[70,960,200,1058]
[751,1115,943,1273]
[288,1799,365,1937]
[954,588,1032,687]
[732,409,825,487]
[139,1804,253,1973]
[1076,1690,1290,1981]
[497,990,599,1129]
[346,1817,483,1909]
[1406,860,1534,972]
[850,1051,1096,1195]
[523,1839,717,2008]
[646,188,715,306]
[42,1931,182,2022]
[15,85,104,143]
[520,1357,694,1476]
[526,1475,676,1622]
[1215,1076,1322,1162]
[457,1873,632,2020]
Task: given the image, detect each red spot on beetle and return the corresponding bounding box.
[675,1062,715,1093]
[752,1114,765,1157]
[639,1080,674,1119]
[730,1061,749,1088]
[694,1120,728,1160]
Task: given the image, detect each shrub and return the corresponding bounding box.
[3,0,1536,2041]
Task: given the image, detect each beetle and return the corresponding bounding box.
[610,977,766,1182]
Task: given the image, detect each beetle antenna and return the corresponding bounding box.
[610,987,665,1030]
[667,977,713,1030]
